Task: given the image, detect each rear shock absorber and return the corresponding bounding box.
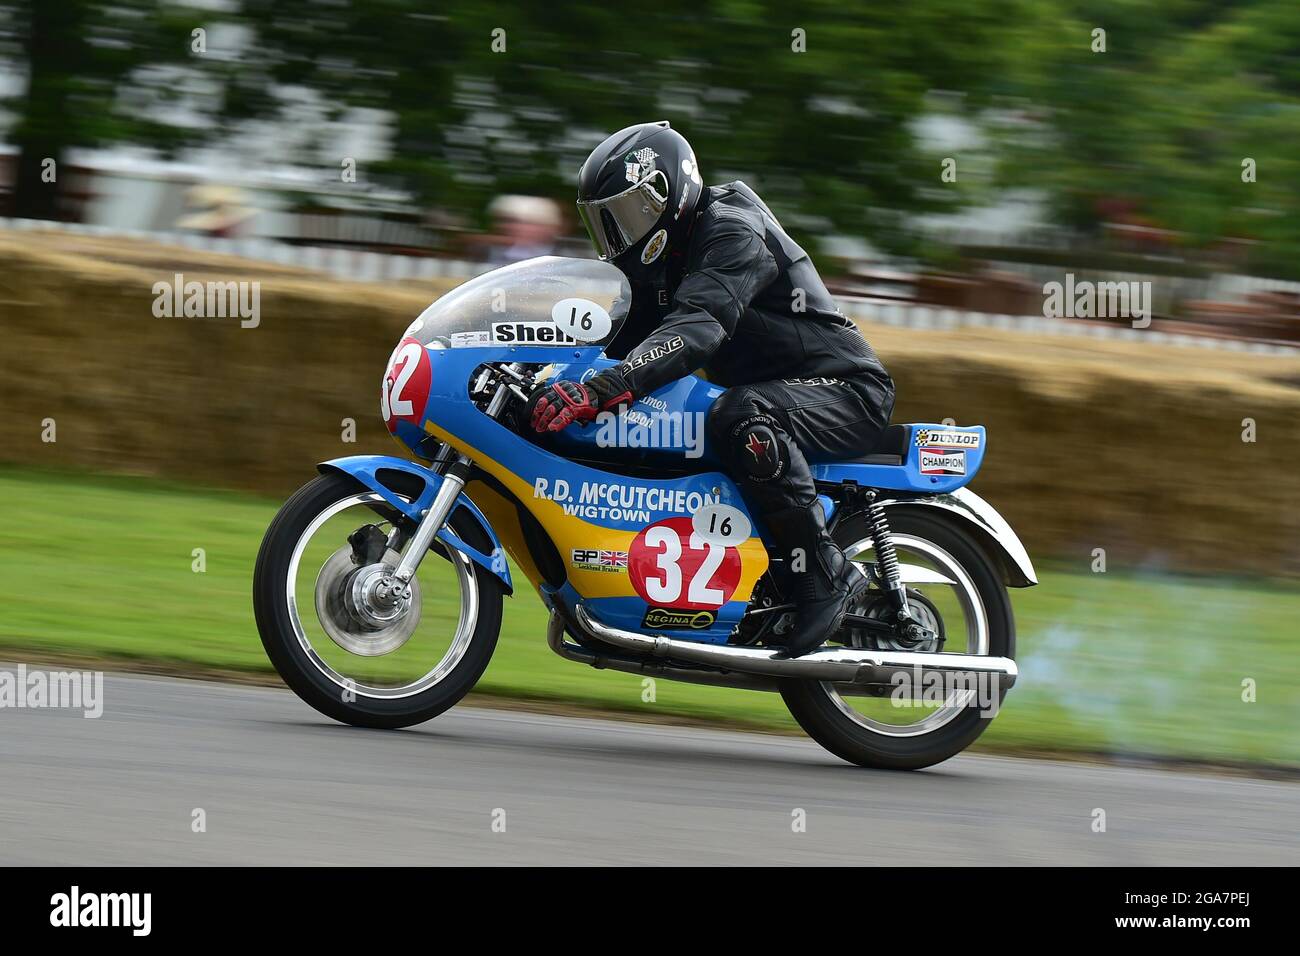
[864,491,912,622]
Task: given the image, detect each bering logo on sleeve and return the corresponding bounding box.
[623,336,684,370]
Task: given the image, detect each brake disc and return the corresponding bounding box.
[314,546,421,657]
[854,588,945,653]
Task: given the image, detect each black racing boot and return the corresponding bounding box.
[765,502,869,658]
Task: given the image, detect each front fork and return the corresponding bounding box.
[387,365,522,600]
[388,458,472,600]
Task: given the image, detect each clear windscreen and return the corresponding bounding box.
[401,256,630,351]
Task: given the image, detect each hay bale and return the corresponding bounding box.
[2,232,1298,575]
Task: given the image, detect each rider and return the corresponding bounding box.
[527,121,895,657]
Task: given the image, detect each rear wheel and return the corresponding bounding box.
[780,509,1015,770]
[253,471,503,728]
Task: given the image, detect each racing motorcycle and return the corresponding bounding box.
[253,256,1035,769]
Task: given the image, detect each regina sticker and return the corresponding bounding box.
[641,228,668,265]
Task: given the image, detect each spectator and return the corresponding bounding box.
[479,195,563,264]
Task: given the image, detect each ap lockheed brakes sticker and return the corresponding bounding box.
[919,447,967,476]
[629,517,742,611]
[914,428,980,449]
[570,549,628,573]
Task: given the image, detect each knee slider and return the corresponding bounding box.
[730,415,786,483]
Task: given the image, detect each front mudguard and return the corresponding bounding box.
[318,455,512,595]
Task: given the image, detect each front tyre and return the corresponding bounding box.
[781,510,1015,770]
[253,472,503,729]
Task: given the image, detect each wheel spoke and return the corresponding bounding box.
[285,492,479,700]
[825,532,988,737]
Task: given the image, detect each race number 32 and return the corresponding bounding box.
[381,336,432,433]
[629,517,742,610]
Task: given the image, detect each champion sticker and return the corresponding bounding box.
[919,447,967,476]
[640,228,668,265]
[914,428,981,449]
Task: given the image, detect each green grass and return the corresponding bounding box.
[1,466,1296,766]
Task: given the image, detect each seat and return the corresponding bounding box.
[841,423,907,466]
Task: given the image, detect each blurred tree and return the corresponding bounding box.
[228,0,1026,254]
[0,0,1026,250]
[0,1,194,219]
[996,0,1300,276]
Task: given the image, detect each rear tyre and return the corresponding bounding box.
[253,472,503,729]
[780,509,1015,770]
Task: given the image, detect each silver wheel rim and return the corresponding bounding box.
[285,492,479,700]
[822,533,988,737]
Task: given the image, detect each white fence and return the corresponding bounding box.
[838,298,1297,355]
[0,215,485,284]
[2,216,1297,355]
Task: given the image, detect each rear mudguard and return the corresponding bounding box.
[318,455,513,594]
[879,487,1037,588]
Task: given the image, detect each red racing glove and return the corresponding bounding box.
[527,373,632,434]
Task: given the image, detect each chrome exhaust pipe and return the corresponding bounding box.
[571,604,1018,691]
[546,610,782,693]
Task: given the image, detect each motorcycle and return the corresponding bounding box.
[253,256,1036,769]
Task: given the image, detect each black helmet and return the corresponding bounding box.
[576,121,704,279]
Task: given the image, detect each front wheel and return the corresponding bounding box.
[781,509,1016,770]
[253,471,503,729]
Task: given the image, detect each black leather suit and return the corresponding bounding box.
[598,181,896,515]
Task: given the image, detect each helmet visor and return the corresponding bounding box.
[577,170,669,260]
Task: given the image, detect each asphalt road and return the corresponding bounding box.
[1,673,1295,865]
